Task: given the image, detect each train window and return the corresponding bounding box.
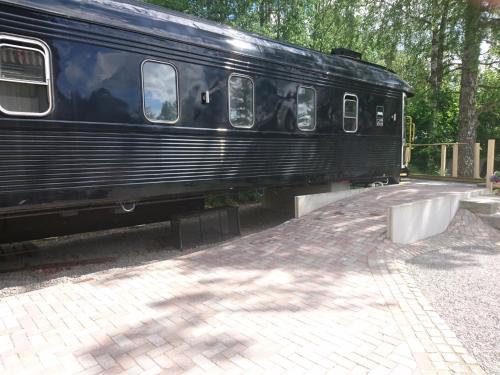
[228,74,254,128]
[142,60,179,123]
[376,105,384,127]
[343,93,358,132]
[0,35,52,116]
[297,86,316,131]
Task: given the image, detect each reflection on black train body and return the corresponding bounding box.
[0,0,413,217]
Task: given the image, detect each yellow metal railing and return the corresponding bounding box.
[402,117,495,181]
[403,116,415,165]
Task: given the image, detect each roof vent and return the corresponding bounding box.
[331,48,362,60]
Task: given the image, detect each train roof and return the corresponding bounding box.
[2,0,414,96]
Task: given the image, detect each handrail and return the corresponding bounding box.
[409,142,467,147]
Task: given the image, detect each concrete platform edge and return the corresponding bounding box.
[387,188,487,244]
[294,187,371,218]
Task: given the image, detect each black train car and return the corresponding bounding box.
[0,0,413,242]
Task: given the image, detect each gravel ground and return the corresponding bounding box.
[0,203,290,298]
[406,210,500,374]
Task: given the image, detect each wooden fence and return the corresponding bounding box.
[404,139,497,188]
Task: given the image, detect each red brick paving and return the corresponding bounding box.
[0,181,487,374]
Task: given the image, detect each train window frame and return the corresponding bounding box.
[376,105,384,127]
[228,73,255,129]
[141,59,180,124]
[297,85,316,131]
[342,93,358,133]
[0,34,53,117]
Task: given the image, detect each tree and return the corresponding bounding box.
[457,0,497,177]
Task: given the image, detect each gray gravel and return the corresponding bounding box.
[0,203,290,298]
[406,213,500,374]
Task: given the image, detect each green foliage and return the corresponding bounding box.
[477,69,500,152]
[205,190,263,208]
[145,0,190,12]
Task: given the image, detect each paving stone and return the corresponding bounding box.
[0,181,488,374]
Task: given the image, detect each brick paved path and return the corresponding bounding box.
[0,182,488,374]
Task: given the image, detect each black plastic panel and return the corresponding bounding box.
[171,206,240,249]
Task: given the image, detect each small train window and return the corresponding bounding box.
[0,35,52,116]
[142,60,179,124]
[343,93,358,133]
[376,105,384,127]
[228,74,254,128]
[297,86,316,131]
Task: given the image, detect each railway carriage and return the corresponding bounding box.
[0,0,413,242]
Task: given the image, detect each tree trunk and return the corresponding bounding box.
[429,0,449,133]
[259,0,271,29]
[457,1,483,177]
[276,0,282,40]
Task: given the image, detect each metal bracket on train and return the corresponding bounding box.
[119,201,136,213]
[370,179,389,187]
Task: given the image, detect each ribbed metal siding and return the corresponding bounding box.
[0,129,330,193]
[0,128,398,194]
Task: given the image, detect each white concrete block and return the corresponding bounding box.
[328,181,351,192]
[294,187,369,218]
[387,189,486,244]
[263,182,351,215]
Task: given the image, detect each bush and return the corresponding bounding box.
[205,189,263,208]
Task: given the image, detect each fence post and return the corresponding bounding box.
[486,139,495,190]
[440,144,447,176]
[452,143,458,177]
[404,146,411,166]
[474,143,481,179]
